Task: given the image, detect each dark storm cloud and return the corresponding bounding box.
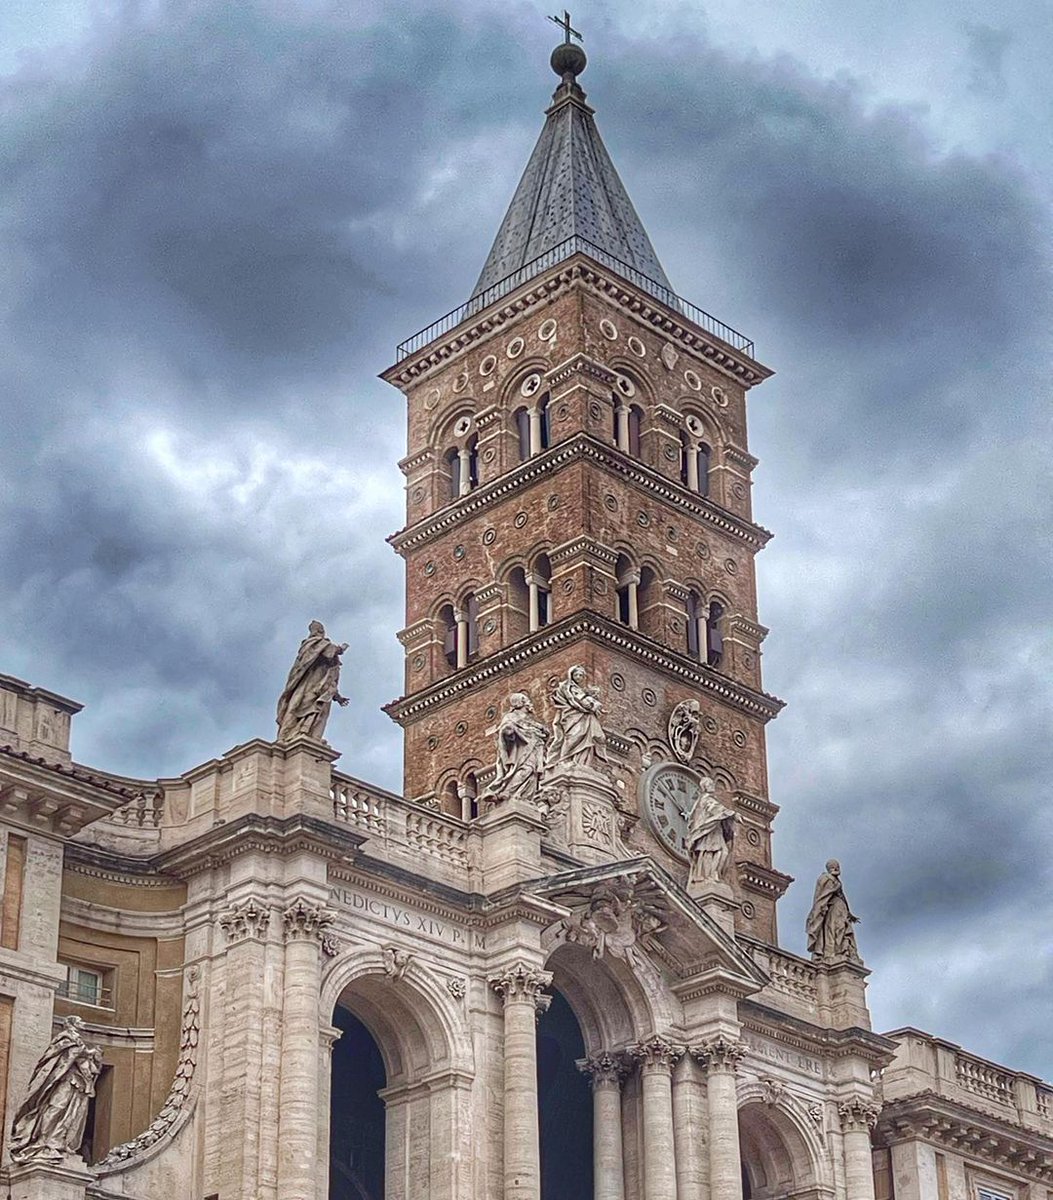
[1,0,1050,1073]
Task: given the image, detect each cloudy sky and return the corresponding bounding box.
[2,0,1051,1074]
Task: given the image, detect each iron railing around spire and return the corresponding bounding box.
[395,236,755,361]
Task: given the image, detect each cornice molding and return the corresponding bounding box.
[384,613,784,725]
[382,256,772,390]
[875,1090,1053,1179]
[737,860,794,899]
[388,433,773,556]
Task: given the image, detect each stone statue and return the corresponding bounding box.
[10,1015,103,1164]
[806,859,862,963]
[275,621,349,743]
[668,699,702,763]
[481,692,549,805]
[685,776,736,886]
[557,878,666,963]
[547,666,608,772]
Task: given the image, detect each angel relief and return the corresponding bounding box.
[553,877,667,965]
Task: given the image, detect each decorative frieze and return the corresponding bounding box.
[217,897,271,943]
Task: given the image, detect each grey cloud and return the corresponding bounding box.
[0,0,1050,1074]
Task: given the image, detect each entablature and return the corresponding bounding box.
[384,611,785,725]
[382,254,773,391]
[388,432,773,556]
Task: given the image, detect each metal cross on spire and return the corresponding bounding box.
[548,10,583,45]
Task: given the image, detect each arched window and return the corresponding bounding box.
[637,565,656,636]
[515,393,552,458]
[445,437,479,500]
[507,566,530,640]
[679,431,711,496]
[706,600,724,668]
[528,553,552,631]
[615,554,640,630]
[686,590,705,659]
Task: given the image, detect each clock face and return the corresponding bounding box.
[639,763,700,859]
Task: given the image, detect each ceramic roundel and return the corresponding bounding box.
[639,762,702,859]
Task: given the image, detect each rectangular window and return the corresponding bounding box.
[978,1188,1014,1200]
[60,964,111,1008]
[0,833,27,950]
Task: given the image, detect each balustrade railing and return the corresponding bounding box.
[395,236,755,361]
[955,1052,1014,1107]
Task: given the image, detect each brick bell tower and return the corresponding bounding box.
[383,30,790,940]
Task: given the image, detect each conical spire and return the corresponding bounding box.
[470,27,673,301]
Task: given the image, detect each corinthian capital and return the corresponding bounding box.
[630,1035,685,1072]
[692,1035,747,1074]
[282,897,336,943]
[579,1051,630,1088]
[218,897,271,943]
[489,963,553,1011]
[838,1097,881,1132]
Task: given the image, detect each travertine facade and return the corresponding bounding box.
[1,31,1050,1200]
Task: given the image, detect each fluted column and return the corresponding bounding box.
[580,1052,628,1200]
[693,1036,746,1200]
[839,1098,880,1200]
[490,963,552,1200]
[631,1036,683,1200]
[276,898,334,1200]
[672,1053,706,1200]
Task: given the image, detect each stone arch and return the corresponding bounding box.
[675,397,732,448]
[322,947,474,1200]
[321,944,473,1085]
[607,358,657,404]
[543,940,679,1054]
[737,1087,830,1200]
[428,401,478,450]
[500,358,551,417]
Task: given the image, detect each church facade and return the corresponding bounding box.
[1,30,1051,1200]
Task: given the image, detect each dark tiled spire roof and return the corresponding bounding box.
[470,44,673,300]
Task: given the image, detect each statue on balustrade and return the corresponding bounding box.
[276,620,349,743]
[806,859,862,963]
[686,775,737,886]
[10,1015,103,1164]
[480,692,549,805]
[547,665,608,773]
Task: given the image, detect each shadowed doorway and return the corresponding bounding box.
[537,989,594,1200]
[330,1004,386,1200]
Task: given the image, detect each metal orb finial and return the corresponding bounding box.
[551,41,587,80]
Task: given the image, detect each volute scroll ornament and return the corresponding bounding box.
[630,1035,685,1071]
[692,1035,748,1075]
[837,1097,881,1132]
[579,1051,630,1088]
[489,963,553,1013]
[282,897,336,943]
[217,897,271,943]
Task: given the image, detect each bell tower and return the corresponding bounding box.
[383,31,789,940]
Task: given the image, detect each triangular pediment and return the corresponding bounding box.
[528,857,768,994]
